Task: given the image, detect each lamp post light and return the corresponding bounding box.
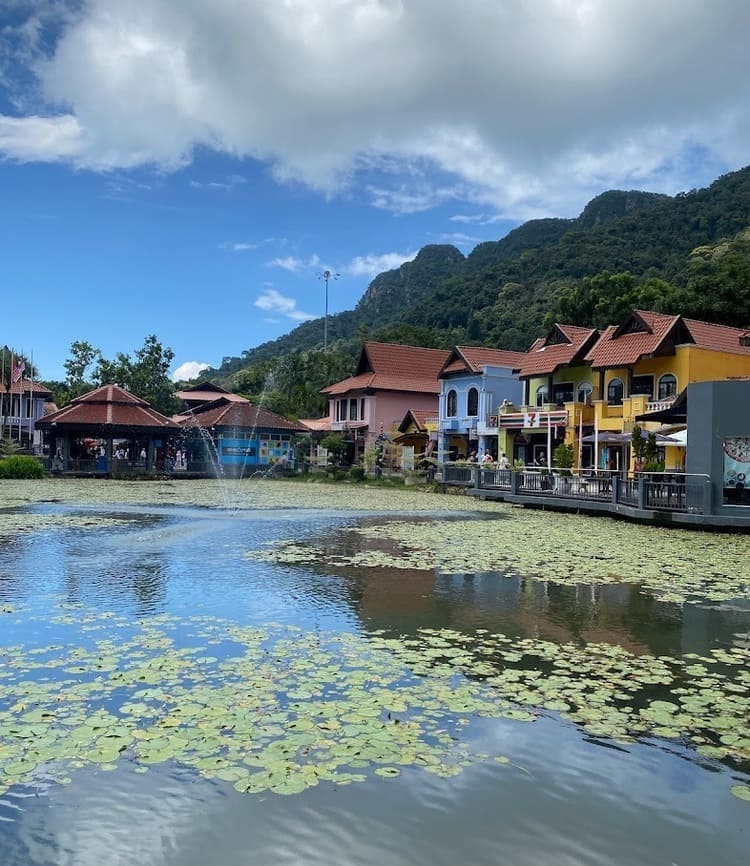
[319,269,339,352]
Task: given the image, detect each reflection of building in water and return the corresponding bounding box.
[338,539,750,659]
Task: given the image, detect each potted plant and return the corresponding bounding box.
[553,442,575,490]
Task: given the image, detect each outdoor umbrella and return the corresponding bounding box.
[619,431,680,444]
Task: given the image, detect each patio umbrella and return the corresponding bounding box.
[620,431,680,444]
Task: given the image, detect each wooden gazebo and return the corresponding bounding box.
[36,385,180,475]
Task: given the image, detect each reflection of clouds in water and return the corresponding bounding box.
[14,744,745,866]
[471,714,743,845]
[17,765,216,866]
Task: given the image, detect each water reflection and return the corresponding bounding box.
[1,500,748,866]
[3,718,748,866]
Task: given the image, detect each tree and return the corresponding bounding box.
[320,433,346,463]
[64,340,101,398]
[66,335,178,416]
[129,335,177,415]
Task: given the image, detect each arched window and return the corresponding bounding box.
[658,373,677,400]
[577,382,593,404]
[446,389,457,417]
[535,385,549,407]
[607,377,624,406]
[467,387,479,417]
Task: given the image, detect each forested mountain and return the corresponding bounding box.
[206,165,750,416]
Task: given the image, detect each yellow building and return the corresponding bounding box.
[584,310,750,471]
[510,311,750,471]
[501,324,600,466]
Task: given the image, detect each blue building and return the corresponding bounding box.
[175,384,304,473]
[437,346,526,460]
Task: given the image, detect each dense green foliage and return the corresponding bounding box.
[0,454,44,478]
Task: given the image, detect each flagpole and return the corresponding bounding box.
[0,348,5,440]
[18,350,23,443]
[28,349,34,451]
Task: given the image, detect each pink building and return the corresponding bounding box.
[320,342,450,463]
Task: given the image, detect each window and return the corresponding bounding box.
[631,375,653,398]
[349,398,358,421]
[535,385,549,407]
[607,378,624,406]
[577,382,593,404]
[360,398,365,420]
[552,382,574,405]
[337,399,348,421]
[658,374,677,400]
[467,387,479,417]
[446,389,457,417]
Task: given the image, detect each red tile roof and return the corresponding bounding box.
[176,397,304,432]
[397,408,434,433]
[298,417,333,432]
[322,342,450,396]
[682,317,750,355]
[176,382,247,405]
[585,310,750,368]
[440,346,527,376]
[37,385,179,430]
[0,379,52,396]
[585,311,679,368]
[518,325,599,377]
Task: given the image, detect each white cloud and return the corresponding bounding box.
[267,254,323,274]
[1,1,749,215]
[254,289,315,322]
[0,113,85,163]
[344,251,419,278]
[189,175,246,190]
[172,360,210,382]
[439,232,481,248]
[219,241,257,252]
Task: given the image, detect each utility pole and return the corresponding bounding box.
[319,269,339,352]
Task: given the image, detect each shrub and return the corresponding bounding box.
[0,454,45,479]
[349,465,365,482]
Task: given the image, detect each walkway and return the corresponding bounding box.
[441,466,749,530]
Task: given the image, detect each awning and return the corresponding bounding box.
[581,432,625,444]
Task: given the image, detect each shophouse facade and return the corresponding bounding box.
[321,342,450,464]
[509,311,750,471]
[437,346,526,461]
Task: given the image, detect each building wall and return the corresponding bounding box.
[686,380,750,514]
[440,368,521,426]
[686,346,750,382]
[373,391,438,442]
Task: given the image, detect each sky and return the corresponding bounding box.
[1,0,749,383]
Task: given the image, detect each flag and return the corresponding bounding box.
[11,358,25,384]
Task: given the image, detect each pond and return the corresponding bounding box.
[1,479,749,866]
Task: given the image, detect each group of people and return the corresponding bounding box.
[466,451,511,469]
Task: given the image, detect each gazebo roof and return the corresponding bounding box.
[36,385,180,431]
[175,397,305,432]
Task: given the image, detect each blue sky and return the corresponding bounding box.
[1,1,748,382]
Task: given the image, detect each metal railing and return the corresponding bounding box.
[442,464,711,515]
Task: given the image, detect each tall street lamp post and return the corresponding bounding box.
[319,269,339,352]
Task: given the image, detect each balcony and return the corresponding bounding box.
[645,396,677,414]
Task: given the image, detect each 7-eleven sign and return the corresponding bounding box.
[523,411,541,428]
